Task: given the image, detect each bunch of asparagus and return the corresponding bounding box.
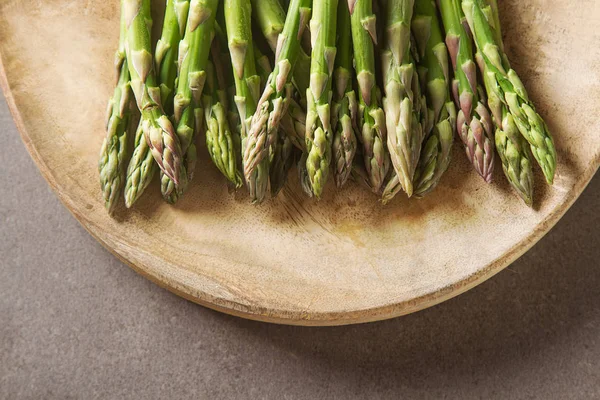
[99,0,556,213]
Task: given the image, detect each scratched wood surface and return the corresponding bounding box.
[0,0,598,325]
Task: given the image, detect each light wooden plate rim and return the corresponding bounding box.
[2,35,598,327]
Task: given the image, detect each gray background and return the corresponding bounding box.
[1,91,599,399]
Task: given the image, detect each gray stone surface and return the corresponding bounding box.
[0,91,599,400]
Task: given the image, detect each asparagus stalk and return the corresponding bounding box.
[439,0,494,182]
[251,0,312,102]
[480,1,534,205]
[381,52,429,203]
[463,0,556,186]
[461,0,533,204]
[411,0,456,197]
[214,21,246,191]
[225,0,269,202]
[161,0,219,203]
[481,29,535,206]
[252,0,286,49]
[156,0,191,115]
[125,0,190,207]
[99,1,133,214]
[305,0,338,198]
[381,0,421,198]
[255,42,303,196]
[496,112,535,205]
[204,54,243,188]
[207,17,245,188]
[123,0,183,185]
[252,0,307,195]
[243,0,312,181]
[257,44,307,154]
[349,0,389,193]
[331,0,358,188]
[124,122,157,207]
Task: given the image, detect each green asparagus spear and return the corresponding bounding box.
[243,0,312,182]
[123,0,183,185]
[256,46,307,153]
[205,38,244,188]
[439,0,494,182]
[496,113,535,205]
[252,0,308,195]
[225,0,261,141]
[349,0,389,193]
[382,51,432,202]
[161,0,219,203]
[99,0,133,214]
[203,21,248,189]
[213,20,247,192]
[305,0,338,198]
[463,0,556,186]
[156,0,191,115]
[125,0,190,207]
[479,13,535,206]
[331,0,358,188]
[255,43,299,196]
[252,0,285,49]
[124,122,157,207]
[251,0,312,102]
[412,0,456,197]
[461,0,535,204]
[381,0,421,198]
[225,0,269,202]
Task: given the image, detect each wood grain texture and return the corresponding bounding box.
[0,0,598,326]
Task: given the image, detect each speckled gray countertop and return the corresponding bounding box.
[1,91,599,399]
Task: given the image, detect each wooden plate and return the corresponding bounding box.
[1,1,598,326]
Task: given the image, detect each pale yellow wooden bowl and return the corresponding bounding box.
[1,1,598,325]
